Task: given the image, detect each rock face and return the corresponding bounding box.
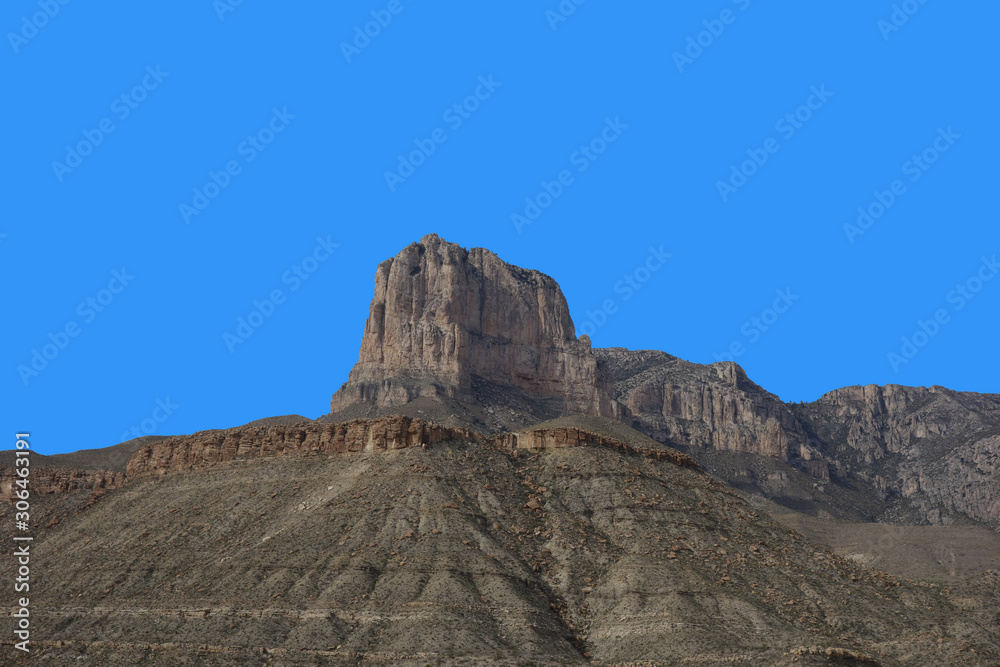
[492,425,698,468]
[794,384,1000,526]
[597,348,814,463]
[11,236,1000,664]
[126,416,481,477]
[0,467,123,500]
[329,234,616,421]
[126,414,699,480]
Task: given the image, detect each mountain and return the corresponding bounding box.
[328,235,1000,532]
[4,234,1000,665]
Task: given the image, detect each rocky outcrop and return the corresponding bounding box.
[795,384,1000,526]
[126,416,482,477]
[0,468,124,500]
[326,235,812,465]
[329,234,616,420]
[492,426,698,468]
[596,348,817,464]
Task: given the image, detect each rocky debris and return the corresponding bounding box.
[0,467,123,500]
[329,233,617,420]
[126,415,481,477]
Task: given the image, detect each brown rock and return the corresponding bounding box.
[0,468,124,499]
[126,415,481,478]
[329,234,617,420]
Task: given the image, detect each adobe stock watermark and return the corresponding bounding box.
[179,107,296,224]
[712,288,799,362]
[341,0,415,63]
[16,268,135,386]
[120,398,180,442]
[214,0,245,22]
[575,246,672,338]
[223,236,339,353]
[877,0,930,41]
[545,0,587,31]
[51,65,169,183]
[716,85,833,202]
[511,116,628,234]
[673,0,752,73]
[383,75,501,192]
[843,126,959,244]
[887,255,997,372]
[11,432,32,653]
[7,0,71,54]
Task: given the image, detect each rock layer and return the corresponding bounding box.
[492,425,698,468]
[0,467,123,500]
[126,416,481,478]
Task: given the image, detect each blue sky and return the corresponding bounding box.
[3,1,997,454]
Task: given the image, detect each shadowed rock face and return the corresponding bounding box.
[596,348,810,462]
[330,234,616,419]
[794,384,1000,526]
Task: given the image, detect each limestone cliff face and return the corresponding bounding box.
[795,384,1000,526]
[596,348,815,464]
[329,234,615,419]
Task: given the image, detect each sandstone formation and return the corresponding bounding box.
[125,414,698,481]
[329,234,616,421]
[12,235,1000,532]
[126,416,482,477]
[0,467,123,500]
[492,425,698,469]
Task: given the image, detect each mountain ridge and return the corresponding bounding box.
[7,233,1000,664]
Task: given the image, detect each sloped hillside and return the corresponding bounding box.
[8,417,999,665]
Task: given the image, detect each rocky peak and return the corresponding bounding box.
[330,234,616,422]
